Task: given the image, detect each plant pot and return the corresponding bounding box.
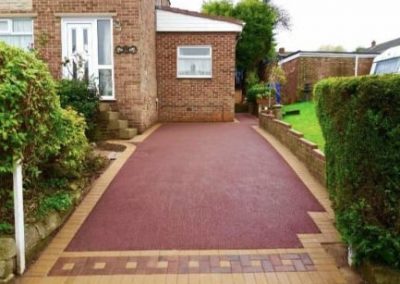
[256,98,269,106]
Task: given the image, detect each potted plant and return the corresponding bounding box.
[256,87,274,106]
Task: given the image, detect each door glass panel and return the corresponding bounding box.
[97,20,111,65]
[83,28,89,81]
[99,69,113,97]
[72,28,77,79]
[72,29,77,81]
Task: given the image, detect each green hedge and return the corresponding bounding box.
[315,75,400,269]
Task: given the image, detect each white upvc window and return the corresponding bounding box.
[0,18,33,50]
[177,46,212,78]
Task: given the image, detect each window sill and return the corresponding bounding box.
[177,76,213,79]
[100,98,116,102]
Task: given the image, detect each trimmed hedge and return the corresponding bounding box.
[315,75,400,269]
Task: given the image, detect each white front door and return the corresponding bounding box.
[62,18,115,100]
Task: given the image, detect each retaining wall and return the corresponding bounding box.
[259,112,326,186]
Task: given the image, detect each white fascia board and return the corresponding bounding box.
[156,10,243,33]
[279,52,378,65]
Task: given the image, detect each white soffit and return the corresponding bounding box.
[157,10,243,33]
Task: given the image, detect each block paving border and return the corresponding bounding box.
[49,253,315,276]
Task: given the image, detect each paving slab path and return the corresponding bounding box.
[67,114,324,251]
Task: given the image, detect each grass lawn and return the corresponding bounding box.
[282,101,325,151]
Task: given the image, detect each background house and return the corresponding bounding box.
[278,50,378,104]
[365,38,400,54]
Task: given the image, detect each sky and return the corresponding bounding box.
[170,0,400,52]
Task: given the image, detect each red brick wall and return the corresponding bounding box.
[156,32,237,122]
[281,56,374,104]
[280,58,299,105]
[2,0,158,133]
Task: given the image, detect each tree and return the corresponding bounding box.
[202,0,234,17]
[318,45,347,52]
[202,0,287,72]
[355,46,367,52]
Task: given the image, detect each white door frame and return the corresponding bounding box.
[61,17,115,100]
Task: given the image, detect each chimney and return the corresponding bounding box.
[371,40,376,47]
[278,47,285,54]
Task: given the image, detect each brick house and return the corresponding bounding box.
[0,1,243,135]
[278,51,378,104]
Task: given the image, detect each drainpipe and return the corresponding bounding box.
[355,55,359,76]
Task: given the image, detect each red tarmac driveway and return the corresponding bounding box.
[67,114,324,251]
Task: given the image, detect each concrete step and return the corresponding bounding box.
[119,128,138,140]
[99,111,119,121]
[107,119,129,130]
[99,103,110,112]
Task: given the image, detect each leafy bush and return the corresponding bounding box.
[57,79,100,141]
[0,42,90,180]
[315,75,400,269]
[36,192,73,217]
[0,42,93,232]
[0,42,59,175]
[245,71,259,89]
[246,83,271,102]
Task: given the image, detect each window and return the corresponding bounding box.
[0,18,33,50]
[177,46,212,78]
[374,57,400,75]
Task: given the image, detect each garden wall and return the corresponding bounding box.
[259,112,326,185]
[0,201,78,282]
[280,56,375,104]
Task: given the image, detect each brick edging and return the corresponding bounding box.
[259,112,326,185]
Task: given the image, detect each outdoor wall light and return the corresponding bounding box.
[127,46,138,54]
[115,46,124,54]
[115,45,138,55]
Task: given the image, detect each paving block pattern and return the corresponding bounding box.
[49,253,315,276]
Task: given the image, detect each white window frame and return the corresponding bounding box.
[0,18,34,49]
[61,17,115,101]
[177,45,212,79]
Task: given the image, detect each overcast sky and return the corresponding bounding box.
[170,0,400,52]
